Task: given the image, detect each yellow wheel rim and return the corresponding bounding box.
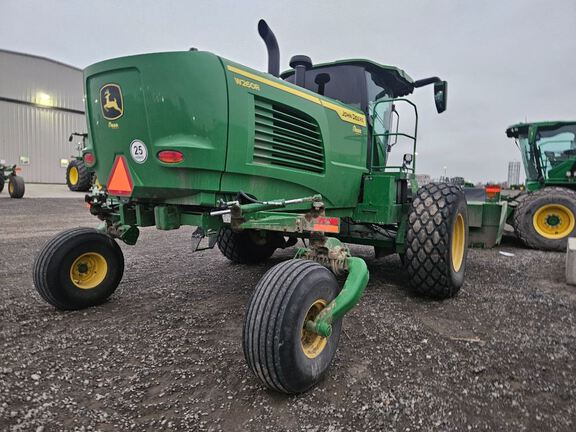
[69,166,79,185]
[533,204,575,239]
[451,213,465,272]
[8,181,13,194]
[301,299,328,359]
[69,252,108,289]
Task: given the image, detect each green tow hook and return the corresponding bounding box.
[305,256,369,338]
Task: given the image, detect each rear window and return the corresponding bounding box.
[284,65,364,109]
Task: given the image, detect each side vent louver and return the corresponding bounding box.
[253,98,324,173]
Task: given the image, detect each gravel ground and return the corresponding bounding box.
[1,198,575,431]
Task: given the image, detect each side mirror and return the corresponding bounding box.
[68,134,73,142]
[434,81,448,113]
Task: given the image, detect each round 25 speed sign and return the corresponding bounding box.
[130,140,148,164]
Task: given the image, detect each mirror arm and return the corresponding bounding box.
[413,76,442,88]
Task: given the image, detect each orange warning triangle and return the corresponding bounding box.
[107,156,133,196]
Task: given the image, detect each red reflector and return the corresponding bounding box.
[157,150,184,163]
[107,156,133,196]
[313,217,340,233]
[84,152,95,165]
[15,167,22,173]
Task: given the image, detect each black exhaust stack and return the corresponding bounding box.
[258,20,280,77]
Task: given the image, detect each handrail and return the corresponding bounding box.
[370,98,419,173]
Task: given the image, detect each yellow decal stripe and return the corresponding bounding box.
[227,65,367,127]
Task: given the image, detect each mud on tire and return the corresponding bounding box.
[405,182,468,299]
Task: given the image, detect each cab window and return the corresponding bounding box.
[285,65,365,109]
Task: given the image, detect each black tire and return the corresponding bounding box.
[8,175,25,198]
[405,182,468,299]
[243,259,342,394]
[66,159,92,191]
[513,187,576,251]
[217,227,277,264]
[0,173,4,194]
[33,228,124,310]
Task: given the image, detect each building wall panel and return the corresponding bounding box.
[0,50,86,183]
[0,101,86,183]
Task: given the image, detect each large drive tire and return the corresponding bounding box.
[217,227,277,264]
[0,173,4,194]
[405,183,468,299]
[243,259,342,394]
[66,159,92,191]
[33,228,124,310]
[513,187,576,251]
[8,175,25,198]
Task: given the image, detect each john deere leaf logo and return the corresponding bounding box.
[100,84,123,120]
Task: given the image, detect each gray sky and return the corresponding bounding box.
[1,0,575,182]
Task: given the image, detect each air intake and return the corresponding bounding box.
[253,98,324,173]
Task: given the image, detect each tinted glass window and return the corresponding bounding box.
[366,70,392,102]
[285,65,365,108]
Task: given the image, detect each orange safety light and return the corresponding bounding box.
[107,156,133,196]
[312,217,340,233]
[485,185,501,202]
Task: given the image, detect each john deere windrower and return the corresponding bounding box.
[506,121,576,250]
[33,21,469,393]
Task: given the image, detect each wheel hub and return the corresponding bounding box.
[69,166,79,185]
[533,204,575,239]
[70,252,108,289]
[301,299,328,359]
[451,213,465,272]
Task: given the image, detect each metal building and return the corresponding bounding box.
[507,160,521,187]
[0,49,85,183]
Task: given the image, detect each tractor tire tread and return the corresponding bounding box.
[33,227,123,310]
[243,259,332,394]
[66,159,92,192]
[8,175,25,198]
[217,227,275,264]
[405,182,466,299]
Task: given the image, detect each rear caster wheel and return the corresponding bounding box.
[243,259,342,394]
[33,228,124,310]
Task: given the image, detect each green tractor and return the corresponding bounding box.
[506,121,576,251]
[33,21,469,393]
[66,132,93,191]
[0,162,25,198]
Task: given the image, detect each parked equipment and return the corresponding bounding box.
[66,132,93,191]
[0,162,25,198]
[34,20,468,394]
[506,121,576,251]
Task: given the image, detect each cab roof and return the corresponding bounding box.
[506,121,576,138]
[280,58,415,97]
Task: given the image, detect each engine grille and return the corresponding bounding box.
[253,98,324,173]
